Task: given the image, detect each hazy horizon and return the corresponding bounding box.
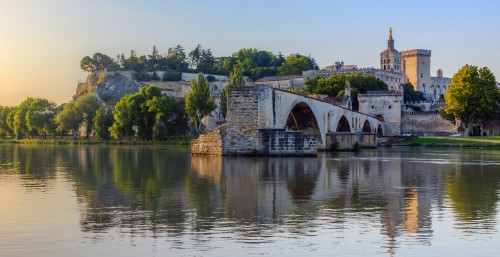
[1,0,499,106]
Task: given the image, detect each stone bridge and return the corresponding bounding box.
[220,85,387,156]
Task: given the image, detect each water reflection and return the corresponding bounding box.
[1,145,500,255]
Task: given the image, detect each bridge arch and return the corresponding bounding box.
[362,120,372,133]
[377,124,384,136]
[284,101,324,148]
[336,115,351,132]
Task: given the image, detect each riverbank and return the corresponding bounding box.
[393,136,500,147]
[0,136,195,146]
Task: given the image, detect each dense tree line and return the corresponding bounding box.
[80,45,318,82]
[304,72,388,110]
[0,86,189,141]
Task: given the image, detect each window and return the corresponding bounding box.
[372,105,374,109]
[388,105,392,109]
[421,73,423,78]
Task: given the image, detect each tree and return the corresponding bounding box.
[224,48,278,81]
[26,98,57,139]
[439,65,500,136]
[0,106,15,138]
[277,54,318,75]
[80,53,118,72]
[110,94,138,140]
[6,107,17,136]
[305,72,387,110]
[147,95,187,138]
[401,82,426,102]
[55,102,82,139]
[229,65,245,85]
[13,98,36,139]
[219,85,228,120]
[75,94,102,138]
[93,108,114,140]
[188,44,203,70]
[185,73,216,134]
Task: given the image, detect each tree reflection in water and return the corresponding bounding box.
[1,145,500,254]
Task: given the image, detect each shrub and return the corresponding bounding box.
[162,70,182,81]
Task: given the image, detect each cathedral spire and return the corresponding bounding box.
[388,27,395,49]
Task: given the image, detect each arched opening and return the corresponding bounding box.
[377,124,383,137]
[362,120,371,133]
[336,116,351,132]
[327,113,331,132]
[285,102,322,146]
[376,114,385,122]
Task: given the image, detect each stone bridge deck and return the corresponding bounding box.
[220,84,386,155]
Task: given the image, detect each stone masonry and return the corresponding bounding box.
[191,124,227,156]
[225,85,260,155]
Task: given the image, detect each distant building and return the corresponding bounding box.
[304,28,451,101]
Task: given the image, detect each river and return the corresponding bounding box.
[0,145,499,256]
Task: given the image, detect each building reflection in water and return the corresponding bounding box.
[1,145,500,254]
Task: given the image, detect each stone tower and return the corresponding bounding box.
[401,49,432,93]
[380,28,401,72]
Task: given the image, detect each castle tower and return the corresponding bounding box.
[380,28,401,72]
[401,49,432,93]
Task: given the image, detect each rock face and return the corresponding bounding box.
[74,71,142,103]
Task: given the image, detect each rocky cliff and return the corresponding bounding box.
[74,71,142,104]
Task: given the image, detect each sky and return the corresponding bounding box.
[1,0,500,106]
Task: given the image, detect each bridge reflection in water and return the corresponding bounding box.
[1,145,500,255]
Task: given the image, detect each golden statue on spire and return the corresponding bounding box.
[389,27,393,38]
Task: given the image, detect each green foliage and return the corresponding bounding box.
[13,98,37,139]
[6,107,17,135]
[219,85,228,120]
[55,102,82,137]
[80,53,118,72]
[229,65,245,85]
[188,44,215,73]
[162,70,182,81]
[133,71,152,81]
[151,71,160,81]
[110,94,137,140]
[185,73,217,134]
[206,75,216,82]
[93,108,114,140]
[353,142,361,152]
[146,95,188,137]
[305,72,387,110]
[26,98,57,139]
[0,106,15,138]
[75,94,101,138]
[224,48,280,81]
[402,82,426,102]
[441,65,499,134]
[111,85,187,140]
[277,54,318,75]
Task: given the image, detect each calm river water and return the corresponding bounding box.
[0,145,499,256]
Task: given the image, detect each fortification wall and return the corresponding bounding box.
[401,112,456,136]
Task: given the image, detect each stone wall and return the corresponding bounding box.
[358,92,403,136]
[191,124,227,156]
[225,85,260,155]
[259,129,317,156]
[401,112,456,136]
[325,133,377,150]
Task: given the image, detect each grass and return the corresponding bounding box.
[396,136,500,147]
[0,136,195,146]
